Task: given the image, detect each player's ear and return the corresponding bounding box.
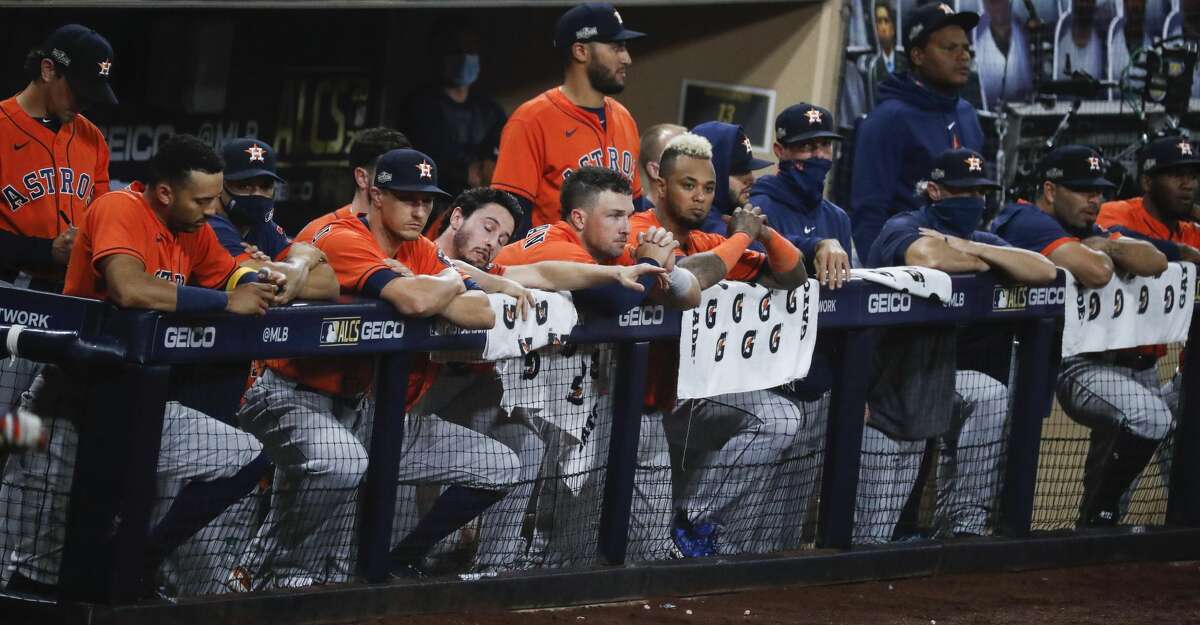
[449,207,465,230]
[39,58,56,82]
[571,42,589,65]
[772,143,785,161]
[368,186,382,207]
[1042,181,1055,205]
[152,181,174,207]
[1139,173,1151,195]
[354,167,371,192]
[568,207,588,231]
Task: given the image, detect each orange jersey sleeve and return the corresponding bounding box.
[492,89,642,229]
[0,98,109,238]
[687,231,766,281]
[494,222,597,265]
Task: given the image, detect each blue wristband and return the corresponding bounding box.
[176,285,229,313]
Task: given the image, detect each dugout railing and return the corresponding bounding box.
[0,270,1198,623]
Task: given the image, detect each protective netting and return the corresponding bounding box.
[854,368,1012,544]
[1032,345,1181,531]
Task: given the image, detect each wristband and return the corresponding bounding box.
[762,228,802,274]
[667,266,697,298]
[228,266,259,291]
[711,232,752,274]
[177,285,230,313]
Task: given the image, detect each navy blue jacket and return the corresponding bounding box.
[750,167,852,266]
[691,122,741,235]
[851,72,984,260]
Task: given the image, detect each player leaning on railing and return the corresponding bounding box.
[2,135,283,599]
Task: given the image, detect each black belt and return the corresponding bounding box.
[1089,351,1158,371]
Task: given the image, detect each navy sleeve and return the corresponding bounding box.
[209,216,247,257]
[249,221,292,261]
[571,259,659,315]
[991,206,1070,253]
[0,230,54,268]
[362,269,405,299]
[632,195,654,212]
[1105,226,1183,261]
[971,231,1010,247]
[850,109,905,259]
[867,215,921,267]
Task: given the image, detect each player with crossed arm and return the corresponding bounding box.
[860,148,1055,543]
[626,132,809,558]
[5,135,282,597]
[231,149,515,589]
[992,144,1170,528]
[492,3,648,235]
[419,186,669,571]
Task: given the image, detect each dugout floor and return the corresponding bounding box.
[351,560,1200,625]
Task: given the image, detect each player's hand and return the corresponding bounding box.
[51,226,77,266]
[226,283,276,316]
[495,276,535,320]
[919,227,977,254]
[260,264,297,305]
[614,263,667,292]
[438,267,468,294]
[240,243,271,262]
[384,259,415,277]
[725,204,765,241]
[814,239,851,289]
[635,226,679,270]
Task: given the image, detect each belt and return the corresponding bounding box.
[0,268,62,293]
[1089,350,1158,371]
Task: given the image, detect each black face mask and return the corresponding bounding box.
[224,191,275,227]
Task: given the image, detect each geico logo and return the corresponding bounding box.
[164,326,216,349]
[867,292,911,313]
[1028,287,1065,306]
[361,320,405,340]
[618,304,665,326]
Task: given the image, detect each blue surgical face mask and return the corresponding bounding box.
[443,53,481,87]
[225,191,275,227]
[925,195,986,238]
[781,157,833,207]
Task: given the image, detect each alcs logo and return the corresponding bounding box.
[164,326,216,349]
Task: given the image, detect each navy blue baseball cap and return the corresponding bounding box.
[554,3,646,49]
[41,24,118,106]
[221,138,284,182]
[903,2,979,51]
[374,149,450,197]
[1037,145,1115,190]
[929,148,999,189]
[730,127,773,174]
[775,103,842,145]
[1138,136,1200,176]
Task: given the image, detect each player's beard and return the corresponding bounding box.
[586,60,625,95]
[453,228,489,268]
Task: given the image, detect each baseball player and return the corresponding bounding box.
[4,135,279,597]
[748,103,852,551]
[492,3,647,235]
[690,121,774,235]
[294,127,412,243]
[851,2,984,257]
[231,149,516,589]
[423,186,668,571]
[858,148,1055,543]
[992,144,1172,528]
[638,123,685,209]
[626,132,809,558]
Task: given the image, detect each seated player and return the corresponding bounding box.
[231,149,512,589]
[858,148,1055,543]
[417,186,671,571]
[626,132,810,558]
[4,135,279,598]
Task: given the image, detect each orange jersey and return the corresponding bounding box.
[494,220,633,266]
[492,88,642,229]
[266,215,449,405]
[1098,197,1200,247]
[295,204,358,244]
[64,182,236,301]
[0,96,110,276]
[627,210,766,280]
[628,210,767,413]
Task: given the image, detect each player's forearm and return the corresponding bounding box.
[1101,238,1169,277]
[904,238,989,273]
[974,244,1058,284]
[510,261,622,291]
[380,274,463,317]
[438,291,495,329]
[299,263,340,299]
[678,253,729,290]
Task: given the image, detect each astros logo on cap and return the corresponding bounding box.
[805,109,822,124]
[97,59,112,76]
[614,9,623,24]
[965,155,982,172]
[1179,141,1194,156]
[416,161,433,179]
[742,136,753,154]
[1087,156,1101,171]
[245,144,266,163]
[938,3,954,14]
